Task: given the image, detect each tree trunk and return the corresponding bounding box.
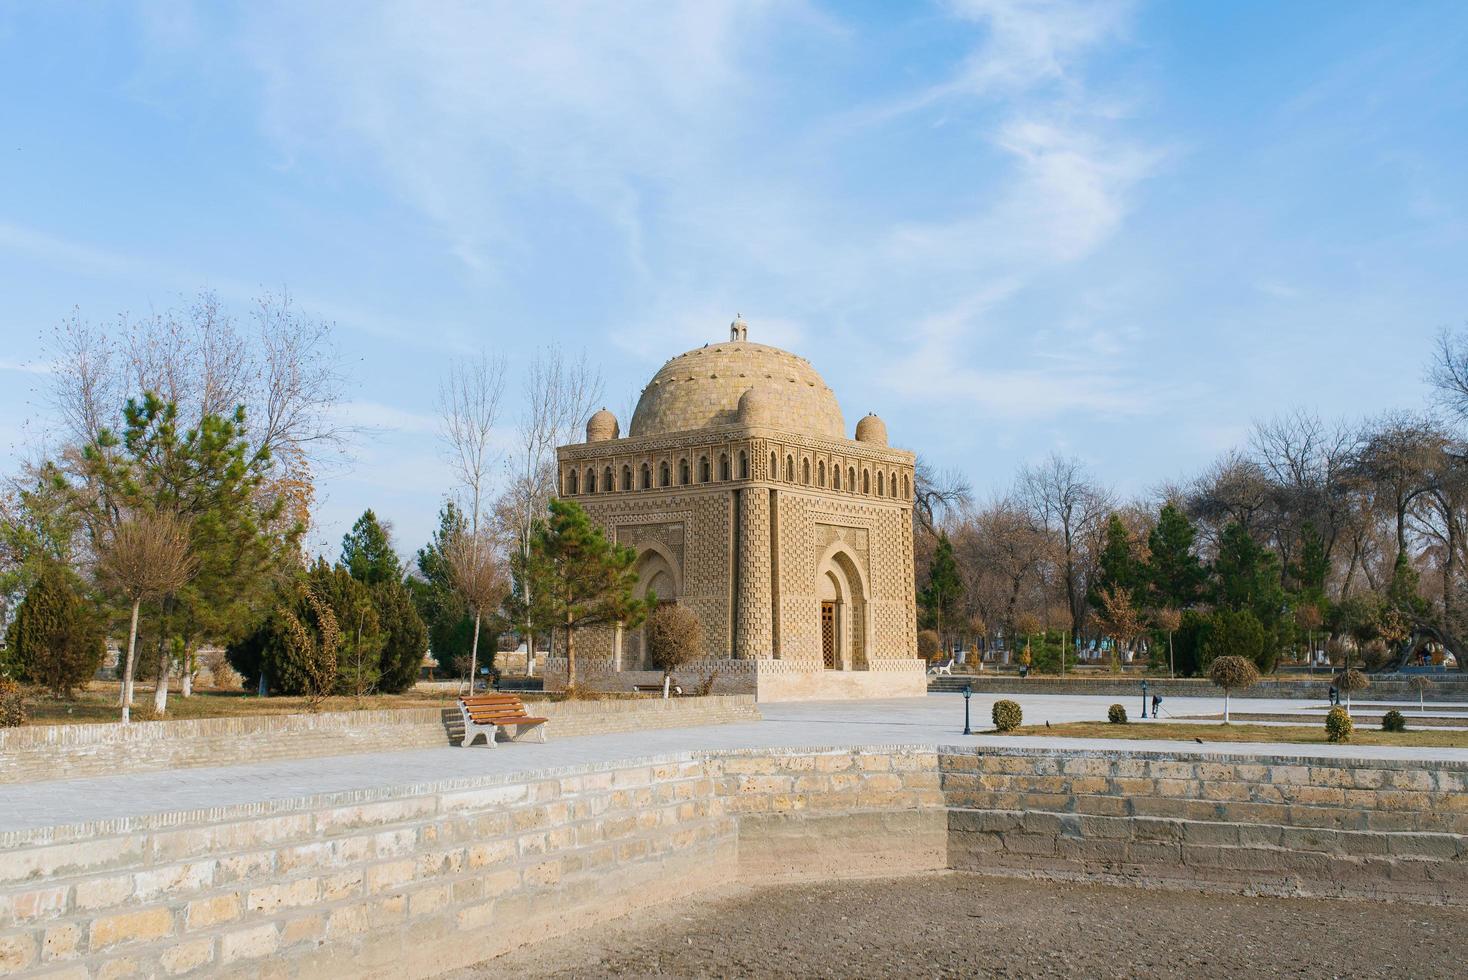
[566,618,578,690]
[181,648,194,698]
[468,612,482,694]
[1223,690,1231,724]
[1168,632,1175,679]
[153,642,170,715]
[120,599,140,724]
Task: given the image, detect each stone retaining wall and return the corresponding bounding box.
[930,676,1468,700]
[942,748,1468,905]
[0,696,761,785]
[0,745,1463,977]
[0,747,939,977]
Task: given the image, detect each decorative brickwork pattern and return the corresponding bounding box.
[552,324,923,698]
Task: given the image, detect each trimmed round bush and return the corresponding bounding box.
[992,699,1023,732]
[1325,705,1353,743]
[1107,703,1128,724]
[0,677,26,727]
[1381,708,1407,733]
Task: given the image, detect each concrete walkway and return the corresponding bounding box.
[4,692,1465,835]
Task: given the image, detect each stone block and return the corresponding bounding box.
[366,859,416,895]
[41,922,82,961]
[218,923,279,964]
[90,906,174,951]
[185,893,242,931]
[10,884,69,920]
[160,938,214,975]
[247,877,319,912]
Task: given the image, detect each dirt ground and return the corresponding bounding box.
[467,872,1459,979]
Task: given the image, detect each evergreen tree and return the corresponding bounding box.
[306,559,384,697]
[1290,522,1330,604]
[511,499,647,689]
[4,564,105,697]
[374,579,429,694]
[1204,608,1273,673]
[82,393,301,713]
[1211,522,1287,631]
[1145,504,1204,608]
[1090,514,1139,609]
[920,532,963,646]
[411,502,475,677]
[341,509,402,586]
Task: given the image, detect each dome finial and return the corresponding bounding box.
[730,313,747,342]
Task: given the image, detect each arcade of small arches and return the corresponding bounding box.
[562,448,911,502]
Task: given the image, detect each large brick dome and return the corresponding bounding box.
[629,337,845,439]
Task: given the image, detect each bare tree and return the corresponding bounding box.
[1019,454,1111,637]
[1429,324,1468,424]
[47,290,349,510]
[94,510,198,723]
[446,527,509,693]
[1353,411,1444,566]
[913,458,972,538]
[439,351,508,535]
[502,347,602,675]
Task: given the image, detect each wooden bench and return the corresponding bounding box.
[457,694,549,748]
[632,683,682,696]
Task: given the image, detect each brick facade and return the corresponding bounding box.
[551,318,925,699]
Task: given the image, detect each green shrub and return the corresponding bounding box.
[991,699,1022,732]
[1381,709,1406,733]
[1107,703,1128,724]
[4,566,105,698]
[1325,705,1353,743]
[0,677,26,727]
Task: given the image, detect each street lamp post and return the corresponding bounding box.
[1141,679,1149,719]
[963,683,973,736]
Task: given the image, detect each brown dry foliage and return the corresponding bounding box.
[95,509,198,601]
[645,604,703,675]
[1208,655,1260,692]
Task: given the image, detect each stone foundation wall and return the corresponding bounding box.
[1,745,1464,977]
[0,747,938,977]
[544,655,929,702]
[930,676,1468,700]
[0,697,761,785]
[942,748,1468,904]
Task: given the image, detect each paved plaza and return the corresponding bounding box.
[6,692,1467,835]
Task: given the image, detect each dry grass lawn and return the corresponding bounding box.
[1003,720,1468,748]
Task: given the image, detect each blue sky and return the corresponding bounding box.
[1,1,1465,558]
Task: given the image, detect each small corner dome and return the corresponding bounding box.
[737,386,778,426]
[586,408,619,442]
[855,413,888,445]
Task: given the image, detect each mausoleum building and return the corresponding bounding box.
[546,316,926,700]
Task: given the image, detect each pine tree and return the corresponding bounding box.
[82,393,301,713]
[920,533,963,647]
[341,509,402,586]
[1145,504,1204,608]
[511,499,646,690]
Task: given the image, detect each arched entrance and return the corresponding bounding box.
[815,547,869,671]
[626,545,679,670]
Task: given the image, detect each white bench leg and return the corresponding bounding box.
[508,722,548,743]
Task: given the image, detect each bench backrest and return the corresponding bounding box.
[460,694,533,722]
